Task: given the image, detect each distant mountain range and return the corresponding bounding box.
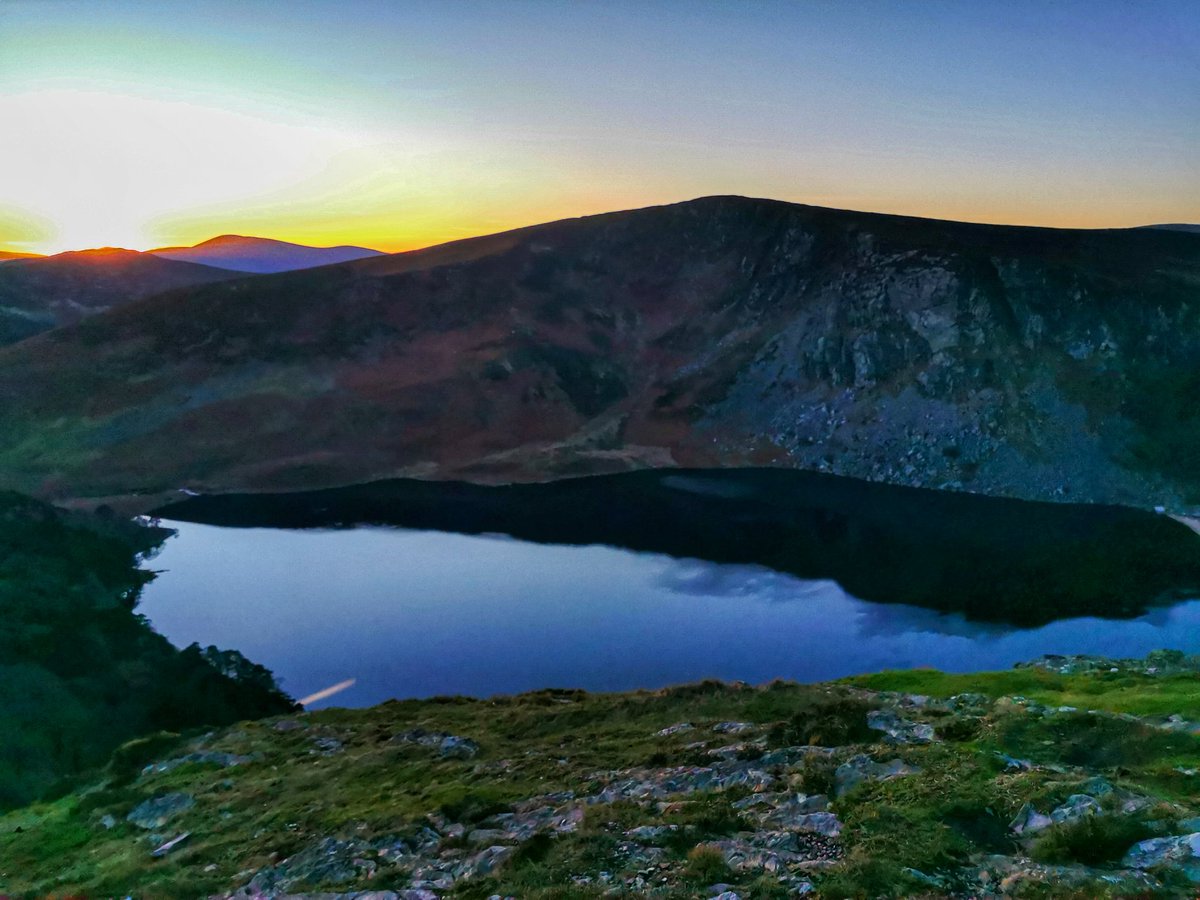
[0,236,385,344]
[150,234,383,273]
[0,250,43,262]
[0,196,1197,509]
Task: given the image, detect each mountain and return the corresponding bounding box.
[151,234,384,273]
[0,195,1198,508]
[0,248,239,344]
[0,250,43,262]
[1139,223,1200,234]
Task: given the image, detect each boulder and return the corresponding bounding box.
[126,792,194,830]
[1122,832,1200,882]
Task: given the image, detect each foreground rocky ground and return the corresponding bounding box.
[1,652,1198,898]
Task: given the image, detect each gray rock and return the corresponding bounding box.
[834,754,921,796]
[625,824,677,840]
[126,792,195,830]
[866,709,935,744]
[142,750,252,776]
[712,721,754,734]
[1009,802,1053,835]
[792,812,842,837]
[1122,832,1200,882]
[996,753,1033,770]
[311,736,344,755]
[656,722,694,737]
[391,728,479,759]
[439,735,480,759]
[1050,794,1101,824]
[461,844,513,878]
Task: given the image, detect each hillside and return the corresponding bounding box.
[0,492,293,810]
[0,196,1198,506]
[3,653,1199,897]
[0,249,238,345]
[0,250,43,262]
[152,234,384,273]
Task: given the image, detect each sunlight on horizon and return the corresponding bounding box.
[1,1,1196,254]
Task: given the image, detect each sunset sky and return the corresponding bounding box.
[1,0,1197,255]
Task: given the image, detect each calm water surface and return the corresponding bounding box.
[138,522,1200,708]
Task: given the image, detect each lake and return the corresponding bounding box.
[139,470,1200,708]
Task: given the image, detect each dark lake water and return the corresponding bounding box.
[139,473,1200,709]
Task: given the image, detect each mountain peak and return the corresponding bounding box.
[150,235,384,273]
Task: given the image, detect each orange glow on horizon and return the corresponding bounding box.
[4,192,1193,260]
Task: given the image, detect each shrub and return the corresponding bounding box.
[1030,814,1158,865]
[685,843,730,884]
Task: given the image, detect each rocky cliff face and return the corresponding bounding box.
[0,196,1196,507]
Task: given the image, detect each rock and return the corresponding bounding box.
[462,844,513,878]
[235,836,379,893]
[902,867,945,888]
[712,892,740,900]
[1122,832,1200,881]
[142,750,252,776]
[996,753,1033,770]
[712,721,754,734]
[98,814,116,830]
[1009,803,1053,835]
[946,692,991,713]
[834,755,921,796]
[391,728,479,758]
[312,736,344,755]
[866,709,935,744]
[439,735,480,759]
[625,824,677,840]
[273,718,304,732]
[466,828,505,846]
[151,832,190,857]
[792,812,842,837]
[656,723,694,737]
[1050,794,1101,824]
[126,792,194,830]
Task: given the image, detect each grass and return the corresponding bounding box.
[845,667,1200,717]
[0,663,1196,897]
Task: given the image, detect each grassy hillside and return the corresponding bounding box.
[0,493,294,810]
[2,654,1198,897]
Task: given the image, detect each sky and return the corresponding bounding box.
[0,0,1197,255]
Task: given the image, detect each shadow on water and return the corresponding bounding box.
[154,468,1200,626]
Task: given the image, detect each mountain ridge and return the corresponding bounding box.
[150,234,384,273]
[1,194,1198,509]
